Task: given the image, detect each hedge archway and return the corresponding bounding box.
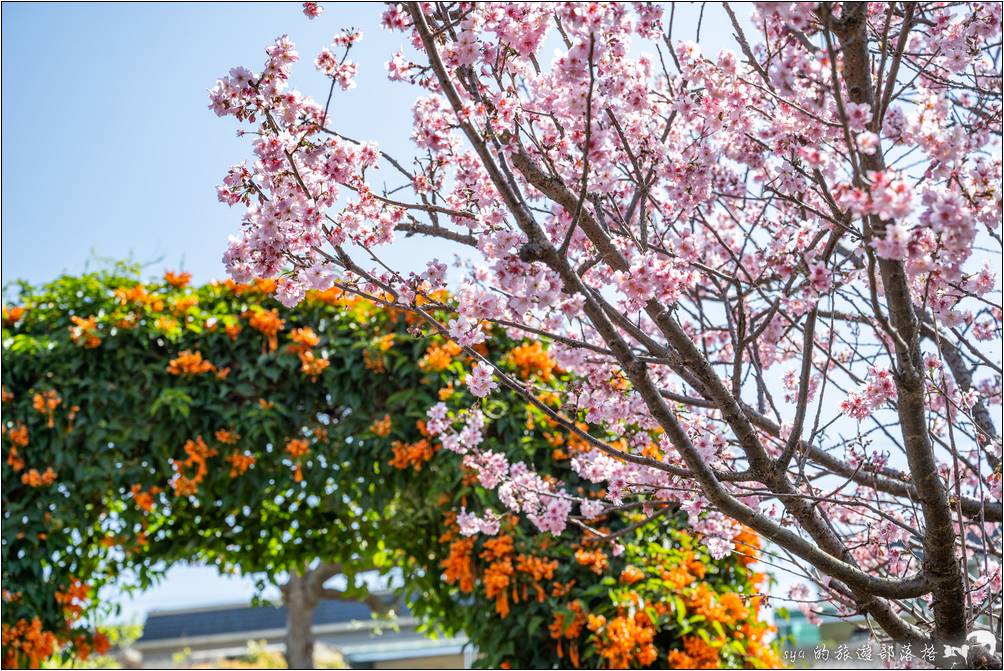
[2,268,778,669]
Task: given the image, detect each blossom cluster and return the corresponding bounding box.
[210,1,1003,641]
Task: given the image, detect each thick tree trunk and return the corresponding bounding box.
[829,2,967,648]
[283,573,317,669]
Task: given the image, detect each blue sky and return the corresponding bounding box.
[1,1,437,291]
[2,1,752,624]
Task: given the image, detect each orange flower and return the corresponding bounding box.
[172,476,198,497]
[609,371,630,392]
[69,315,102,348]
[480,534,515,562]
[666,649,692,669]
[226,452,256,478]
[566,421,593,453]
[718,592,750,626]
[215,429,240,444]
[574,547,609,575]
[551,580,576,598]
[687,551,707,579]
[93,631,110,656]
[55,578,90,622]
[548,602,585,639]
[516,554,559,582]
[370,414,392,437]
[677,635,719,668]
[115,284,166,311]
[169,436,217,496]
[2,306,25,326]
[5,444,25,472]
[21,468,57,488]
[449,534,514,618]
[155,315,179,333]
[32,389,62,428]
[246,308,284,351]
[549,600,587,665]
[288,326,320,350]
[733,525,761,566]
[308,285,346,305]
[506,341,558,380]
[483,558,515,617]
[166,350,216,376]
[74,634,92,661]
[185,436,218,466]
[362,349,386,373]
[286,327,329,378]
[8,422,29,447]
[661,550,703,589]
[1,386,13,403]
[130,484,161,512]
[620,565,645,585]
[663,565,695,589]
[686,582,726,623]
[164,270,192,288]
[172,295,199,315]
[223,279,252,294]
[224,323,242,341]
[389,438,437,470]
[747,634,783,668]
[641,441,663,460]
[419,340,462,372]
[298,350,330,378]
[593,610,659,668]
[114,284,142,304]
[66,404,80,433]
[441,538,476,593]
[285,437,310,458]
[1,617,57,668]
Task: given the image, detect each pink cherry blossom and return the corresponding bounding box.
[465,362,498,398]
[211,3,1004,648]
[302,2,322,20]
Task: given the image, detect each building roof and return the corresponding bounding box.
[140,597,408,643]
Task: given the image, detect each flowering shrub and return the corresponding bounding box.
[2,268,773,668]
[428,510,777,668]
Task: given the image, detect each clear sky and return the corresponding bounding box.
[1,1,753,625]
[0,1,451,291]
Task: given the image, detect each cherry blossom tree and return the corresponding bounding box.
[211,2,1003,664]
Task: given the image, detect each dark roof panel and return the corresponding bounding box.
[140,599,404,642]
